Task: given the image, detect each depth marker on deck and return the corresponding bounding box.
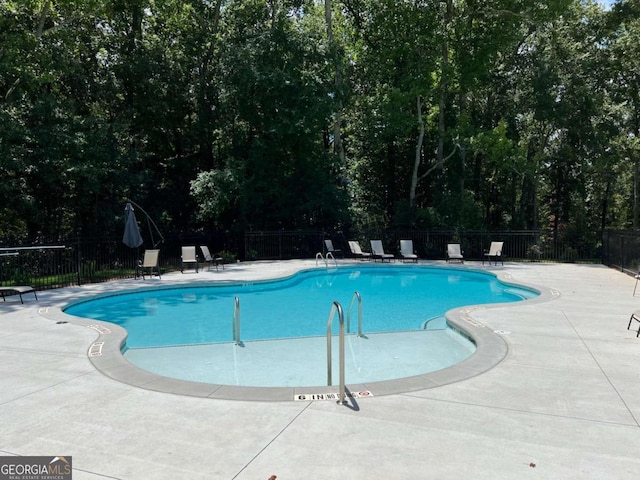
[88,324,111,334]
[88,342,104,357]
[294,391,373,401]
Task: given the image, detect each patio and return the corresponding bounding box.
[1,260,639,479]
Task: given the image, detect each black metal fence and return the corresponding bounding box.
[1,229,629,292]
[602,230,640,275]
[245,229,602,263]
[0,232,239,291]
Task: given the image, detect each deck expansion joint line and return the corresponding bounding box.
[561,311,640,428]
[401,394,640,428]
[231,401,314,479]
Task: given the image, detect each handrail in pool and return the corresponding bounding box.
[347,291,364,337]
[315,251,338,268]
[326,300,347,405]
[232,296,243,347]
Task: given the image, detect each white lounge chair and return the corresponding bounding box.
[370,240,394,262]
[483,242,504,266]
[348,241,371,260]
[400,240,418,263]
[181,246,199,273]
[446,243,464,263]
[0,286,37,304]
[138,249,161,279]
[200,245,224,271]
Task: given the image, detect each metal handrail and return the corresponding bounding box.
[326,300,347,404]
[232,296,242,346]
[346,291,363,336]
[316,251,338,268]
[326,251,337,267]
[0,245,66,251]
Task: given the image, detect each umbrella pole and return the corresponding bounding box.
[125,198,165,248]
[147,216,155,249]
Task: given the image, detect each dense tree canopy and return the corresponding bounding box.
[1,0,638,246]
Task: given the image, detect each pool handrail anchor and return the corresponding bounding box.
[326,300,347,405]
[346,291,364,337]
[325,251,337,267]
[232,296,243,346]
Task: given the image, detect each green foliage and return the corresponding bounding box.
[0,0,637,247]
[190,169,238,224]
[0,210,27,238]
[217,250,237,263]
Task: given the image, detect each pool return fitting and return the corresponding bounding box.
[326,300,347,405]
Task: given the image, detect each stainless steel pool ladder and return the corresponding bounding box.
[315,251,337,268]
[326,300,347,404]
[346,291,364,337]
[232,296,242,346]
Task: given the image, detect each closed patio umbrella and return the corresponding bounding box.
[123,202,144,248]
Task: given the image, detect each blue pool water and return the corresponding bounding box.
[66,265,538,387]
[66,266,537,349]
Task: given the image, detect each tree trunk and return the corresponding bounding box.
[410,96,425,208]
[634,159,638,229]
[437,0,453,167]
[325,0,345,165]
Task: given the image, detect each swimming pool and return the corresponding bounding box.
[65,265,539,389]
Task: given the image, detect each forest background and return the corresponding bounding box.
[1,0,639,258]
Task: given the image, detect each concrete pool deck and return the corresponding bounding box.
[1,260,640,478]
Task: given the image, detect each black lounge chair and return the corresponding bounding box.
[324,239,342,258]
[181,246,199,273]
[0,286,38,304]
[400,240,418,263]
[348,241,372,260]
[483,242,504,266]
[139,249,161,279]
[370,240,394,262]
[200,245,224,271]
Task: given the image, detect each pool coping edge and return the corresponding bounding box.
[45,263,558,402]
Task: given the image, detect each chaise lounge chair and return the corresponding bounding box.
[138,249,161,279]
[627,310,640,337]
[400,240,418,263]
[324,239,342,258]
[181,246,199,273]
[370,240,394,262]
[483,241,504,266]
[200,245,224,271]
[446,243,464,263]
[0,286,38,304]
[348,241,371,260]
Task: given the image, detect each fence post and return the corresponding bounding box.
[620,233,624,272]
[76,237,82,286]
